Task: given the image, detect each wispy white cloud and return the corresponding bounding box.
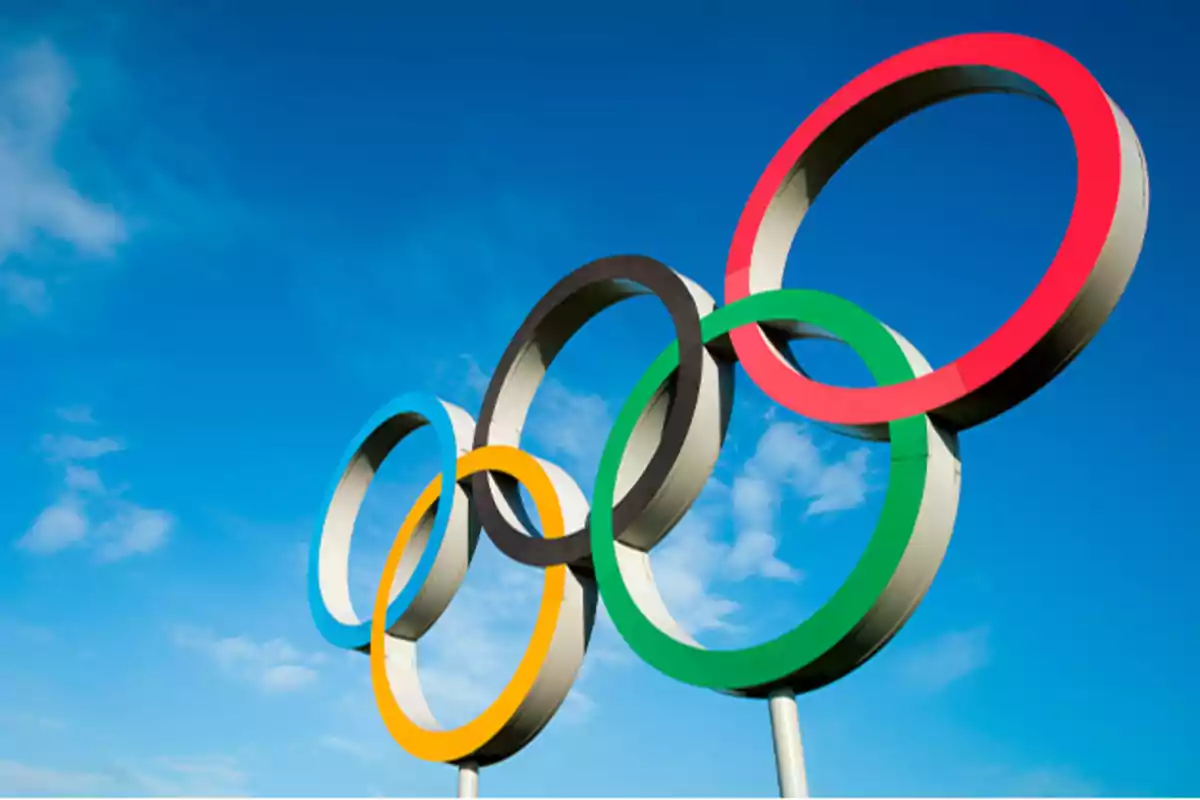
[460,353,490,396]
[651,510,743,633]
[0,40,126,314]
[0,269,49,313]
[0,615,55,644]
[0,710,67,731]
[412,554,559,724]
[120,755,249,796]
[17,416,172,560]
[39,432,124,462]
[968,761,1099,797]
[173,626,322,694]
[525,377,611,475]
[899,625,992,691]
[729,466,801,583]
[318,734,378,762]
[63,463,103,493]
[726,528,800,582]
[454,355,611,482]
[721,420,872,584]
[17,495,89,554]
[739,419,871,518]
[94,503,173,562]
[56,405,96,424]
[559,687,597,722]
[1006,765,1099,797]
[0,754,249,797]
[0,759,113,794]
[0,32,246,317]
[642,419,874,638]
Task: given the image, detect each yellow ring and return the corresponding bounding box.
[370,444,566,764]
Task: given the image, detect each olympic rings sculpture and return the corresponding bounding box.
[308,33,1148,769]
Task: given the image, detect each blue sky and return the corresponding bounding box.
[0,0,1196,796]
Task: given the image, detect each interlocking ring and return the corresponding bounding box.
[371,445,596,766]
[307,32,1148,768]
[725,32,1148,434]
[471,254,732,567]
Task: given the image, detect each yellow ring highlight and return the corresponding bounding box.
[370,444,566,764]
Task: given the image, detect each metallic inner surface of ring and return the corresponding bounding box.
[472,254,732,567]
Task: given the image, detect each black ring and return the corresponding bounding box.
[471,255,711,568]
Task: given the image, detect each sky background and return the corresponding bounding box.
[0,0,1196,796]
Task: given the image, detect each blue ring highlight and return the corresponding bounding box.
[307,392,462,651]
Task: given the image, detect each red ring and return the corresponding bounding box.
[725,33,1145,430]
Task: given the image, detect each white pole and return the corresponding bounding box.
[457,761,479,798]
[768,688,809,798]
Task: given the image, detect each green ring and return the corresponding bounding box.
[589,289,931,696]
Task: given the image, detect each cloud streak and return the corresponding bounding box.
[318,734,379,762]
[39,432,124,462]
[900,626,992,691]
[18,496,89,554]
[0,40,125,314]
[0,755,249,797]
[0,759,113,795]
[173,626,322,694]
[15,412,173,560]
[646,419,874,635]
[454,355,612,484]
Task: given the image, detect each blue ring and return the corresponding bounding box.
[307,392,463,651]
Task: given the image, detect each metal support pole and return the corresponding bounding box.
[768,688,809,798]
[457,761,479,798]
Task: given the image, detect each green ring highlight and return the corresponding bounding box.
[589,289,930,696]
